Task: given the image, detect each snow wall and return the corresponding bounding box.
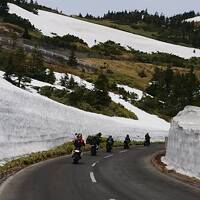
[164,106,200,179]
[0,78,168,162]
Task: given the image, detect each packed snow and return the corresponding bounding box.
[8,3,200,59]
[163,106,200,179]
[186,16,200,22]
[0,72,169,162]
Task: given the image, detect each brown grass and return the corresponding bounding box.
[82,58,157,89]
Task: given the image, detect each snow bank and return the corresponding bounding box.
[186,16,200,22]
[8,3,200,59]
[164,106,200,179]
[0,76,169,162]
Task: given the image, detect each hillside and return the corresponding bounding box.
[0,1,200,163]
[7,3,200,59]
[79,10,200,49]
[0,75,169,162]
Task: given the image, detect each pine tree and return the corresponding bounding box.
[0,0,9,16]
[68,76,76,89]
[14,48,27,87]
[45,69,56,84]
[4,55,14,82]
[23,27,31,39]
[60,74,69,87]
[94,73,111,106]
[67,50,78,66]
[94,73,109,91]
[28,48,46,81]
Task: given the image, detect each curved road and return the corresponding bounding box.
[0,144,200,200]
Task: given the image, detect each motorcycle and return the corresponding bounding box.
[144,139,150,146]
[72,149,81,164]
[124,141,130,149]
[91,144,98,156]
[106,142,112,152]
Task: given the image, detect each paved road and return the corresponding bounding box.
[1,144,200,200]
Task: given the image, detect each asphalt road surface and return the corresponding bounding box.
[1,144,200,200]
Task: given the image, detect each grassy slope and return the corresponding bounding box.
[82,58,156,90]
[48,58,200,91]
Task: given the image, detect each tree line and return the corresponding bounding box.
[137,67,200,118]
[0,48,56,87]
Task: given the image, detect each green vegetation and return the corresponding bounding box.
[91,40,127,57]
[40,34,88,50]
[39,73,137,119]
[136,66,200,118]
[129,48,200,69]
[0,48,56,87]
[87,41,200,70]
[0,0,36,41]
[0,142,79,177]
[67,50,78,66]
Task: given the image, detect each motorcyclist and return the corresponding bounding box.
[106,135,114,152]
[73,133,85,157]
[94,132,102,148]
[73,133,85,149]
[71,133,85,163]
[144,133,151,146]
[86,133,102,156]
[124,134,131,149]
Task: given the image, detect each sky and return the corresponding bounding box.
[37,0,200,17]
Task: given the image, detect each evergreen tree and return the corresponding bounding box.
[94,73,111,106]
[23,27,31,39]
[14,48,27,87]
[68,76,76,89]
[45,69,56,84]
[67,50,78,66]
[60,74,69,87]
[0,0,9,16]
[3,55,14,82]
[28,48,46,81]
[94,73,109,91]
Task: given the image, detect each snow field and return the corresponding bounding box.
[8,3,200,59]
[186,16,200,22]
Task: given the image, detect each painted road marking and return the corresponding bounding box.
[91,161,99,167]
[90,172,97,183]
[119,150,128,153]
[104,154,113,159]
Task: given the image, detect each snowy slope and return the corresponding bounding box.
[8,3,200,59]
[0,75,169,162]
[55,72,169,127]
[186,16,200,22]
[163,106,200,179]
